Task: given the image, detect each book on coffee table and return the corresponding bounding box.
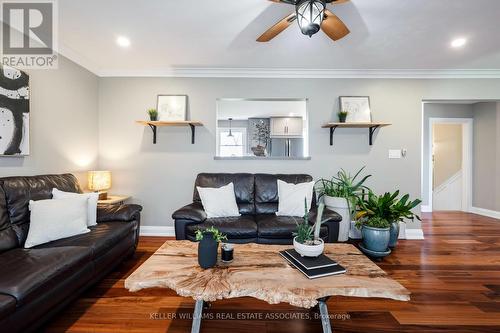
[279,250,346,279]
[284,249,338,270]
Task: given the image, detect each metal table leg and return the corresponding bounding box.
[318,300,333,333]
[191,299,204,333]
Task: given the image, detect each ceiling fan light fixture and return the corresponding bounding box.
[296,0,326,37]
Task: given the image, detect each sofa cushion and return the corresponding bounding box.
[0,174,82,246]
[0,246,92,306]
[186,216,258,239]
[193,173,255,215]
[196,182,240,218]
[255,214,328,239]
[0,186,18,254]
[254,174,315,214]
[36,221,137,258]
[0,294,16,320]
[24,197,90,248]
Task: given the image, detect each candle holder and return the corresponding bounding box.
[221,243,234,263]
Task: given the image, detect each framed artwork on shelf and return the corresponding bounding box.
[339,96,372,123]
[157,95,187,121]
[0,64,30,156]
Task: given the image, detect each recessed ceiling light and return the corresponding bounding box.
[451,38,467,48]
[116,36,131,48]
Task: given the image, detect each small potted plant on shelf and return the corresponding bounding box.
[147,108,158,121]
[293,199,326,257]
[338,110,348,123]
[355,190,421,256]
[195,226,227,269]
[316,167,371,241]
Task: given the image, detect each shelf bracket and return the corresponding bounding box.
[189,124,196,144]
[368,125,380,145]
[329,126,338,146]
[147,124,157,144]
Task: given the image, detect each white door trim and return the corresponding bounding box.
[428,117,473,212]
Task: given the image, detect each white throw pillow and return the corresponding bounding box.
[276,180,315,217]
[52,188,99,226]
[24,197,90,248]
[196,182,240,218]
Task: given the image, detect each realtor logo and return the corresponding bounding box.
[1,0,58,69]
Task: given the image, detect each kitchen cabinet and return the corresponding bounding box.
[270,117,303,138]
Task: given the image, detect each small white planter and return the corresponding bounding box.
[323,196,350,242]
[293,237,324,257]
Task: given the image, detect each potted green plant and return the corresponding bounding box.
[195,226,227,269]
[356,191,421,252]
[316,167,371,241]
[147,108,158,121]
[387,193,421,248]
[251,119,270,157]
[293,199,326,257]
[338,111,348,123]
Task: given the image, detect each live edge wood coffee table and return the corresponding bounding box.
[125,241,410,333]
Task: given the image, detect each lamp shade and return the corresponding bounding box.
[296,0,325,37]
[88,171,112,192]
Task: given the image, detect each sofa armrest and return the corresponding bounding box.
[97,204,143,223]
[308,206,342,243]
[172,202,207,223]
[308,206,342,224]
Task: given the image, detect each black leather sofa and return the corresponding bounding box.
[0,174,142,333]
[173,173,341,244]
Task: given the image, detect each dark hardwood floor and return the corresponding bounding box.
[44,212,500,332]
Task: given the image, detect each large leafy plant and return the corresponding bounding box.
[355,190,422,229]
[316,167,371,214]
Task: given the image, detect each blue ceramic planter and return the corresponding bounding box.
[389,222,400,248]
[361,225,390,252]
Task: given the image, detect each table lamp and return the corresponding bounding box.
[88,170,111,200]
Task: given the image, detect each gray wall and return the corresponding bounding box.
[0,56,99,185]
[98,77,500,229]
[473,102,499,211]
[422,103,473,207]
[422,102,500,211]
[497,103,500,211]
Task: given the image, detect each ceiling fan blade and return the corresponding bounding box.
[257,13,296,42]
[267,0,296,3]
[330,0,350,5]
[321,9,350,41]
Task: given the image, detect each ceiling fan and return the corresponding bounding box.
[257,0,350,42]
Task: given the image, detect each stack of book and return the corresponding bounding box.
[279,249,346,279]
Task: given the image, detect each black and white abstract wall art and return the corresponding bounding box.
[0,64,30,156]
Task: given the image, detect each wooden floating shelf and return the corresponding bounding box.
[136,120,204,144]
[321,122,391,146]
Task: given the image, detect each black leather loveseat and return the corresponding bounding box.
[173,173,341,244]
[0,174,142,333]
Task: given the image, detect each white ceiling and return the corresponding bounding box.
[58,0,500,76]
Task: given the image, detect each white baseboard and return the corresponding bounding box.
[405,229,425,240]
[139,226,175,236]
[421,205,432,212]
[139,224,426,239]
[470,207,500,219]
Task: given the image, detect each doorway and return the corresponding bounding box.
[428,118,473,212]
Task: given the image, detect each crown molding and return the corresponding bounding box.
[96,68,500,79]
[58,44,101,76]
